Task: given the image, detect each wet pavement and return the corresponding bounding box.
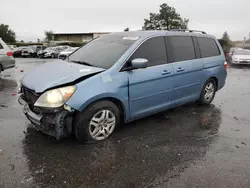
[0,58,250,188]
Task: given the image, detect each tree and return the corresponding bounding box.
[222,32,231,43]
[124,28,129,32]
[44,30,54,42]
[143,3,189,30]
[220,32,232,52]
[0,24,16,43]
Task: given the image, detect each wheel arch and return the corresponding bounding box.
[209,76,218,90]
[77,97,127,123]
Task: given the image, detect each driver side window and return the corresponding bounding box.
[124,36,167,70]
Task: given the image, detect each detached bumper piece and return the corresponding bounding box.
[18,95,73,140]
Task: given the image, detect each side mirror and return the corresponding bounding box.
[131,58,148,69]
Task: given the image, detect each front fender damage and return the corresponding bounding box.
[32,108,74,140]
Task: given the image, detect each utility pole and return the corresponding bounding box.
[243,37,246,48]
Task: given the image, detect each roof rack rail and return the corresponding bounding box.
[170,29,207,34]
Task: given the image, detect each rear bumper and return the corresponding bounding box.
[18,95,73,140]
[231,60,250,64]
[1,59,15,70]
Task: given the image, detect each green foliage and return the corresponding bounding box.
[143,3,189,30]
[222,32,231,42]
[0,24,16,43]
[220,32,232,52]
[44,30,54,42]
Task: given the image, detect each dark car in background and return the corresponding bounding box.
[13,46,27,57]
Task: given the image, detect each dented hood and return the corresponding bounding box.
[21,60,105,93]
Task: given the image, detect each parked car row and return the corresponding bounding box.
[12,46,46,58]
[12,45,79,59]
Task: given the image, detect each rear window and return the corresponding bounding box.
[0,43,3,49]
[166,36,195,62]
[197,37,221,58]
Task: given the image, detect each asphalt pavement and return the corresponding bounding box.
[0,58,250,188]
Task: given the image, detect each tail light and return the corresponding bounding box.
[224,61,227,69]
[6,52,13,57]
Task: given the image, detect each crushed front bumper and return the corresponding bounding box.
[18,95,73,140]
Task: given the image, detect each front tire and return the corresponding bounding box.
[74,101,120,143]
[198,79,216,105]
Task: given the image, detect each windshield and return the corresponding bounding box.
[45,47,55,51]
[68,35,138,69]
[64,47,74,52]
[234,50,250,55]
[230,47,241,53]
[64,47,78,52]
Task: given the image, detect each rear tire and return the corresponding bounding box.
[74,100,120,143]
[198,79,216,105]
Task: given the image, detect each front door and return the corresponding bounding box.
[124,36,174,119]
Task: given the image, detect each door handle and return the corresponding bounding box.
[176,67,185,72]
[162,70,171,75]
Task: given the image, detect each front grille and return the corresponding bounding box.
[22,86,40,113]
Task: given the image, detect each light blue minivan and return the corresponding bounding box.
[18,30,227,142]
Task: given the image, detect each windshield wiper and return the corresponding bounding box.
[68,59,93,67]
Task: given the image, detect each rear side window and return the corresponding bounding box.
[129,37,167,67]
[0,43,3,49]
[166,36,195,62]
[197,37,221,58]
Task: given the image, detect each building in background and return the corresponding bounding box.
[52,32,110,43]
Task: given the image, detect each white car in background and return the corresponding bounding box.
[58,47,79,60]
[231,49,250,64]
[0,38,15,73]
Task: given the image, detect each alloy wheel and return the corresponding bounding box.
[89,110,116,140]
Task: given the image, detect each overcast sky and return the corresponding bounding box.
[1,0,250,41]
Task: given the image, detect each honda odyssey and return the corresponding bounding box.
[18,30,227,142]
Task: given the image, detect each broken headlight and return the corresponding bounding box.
[34,85,76,108]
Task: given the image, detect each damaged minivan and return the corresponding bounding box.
[18,30,227,142]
